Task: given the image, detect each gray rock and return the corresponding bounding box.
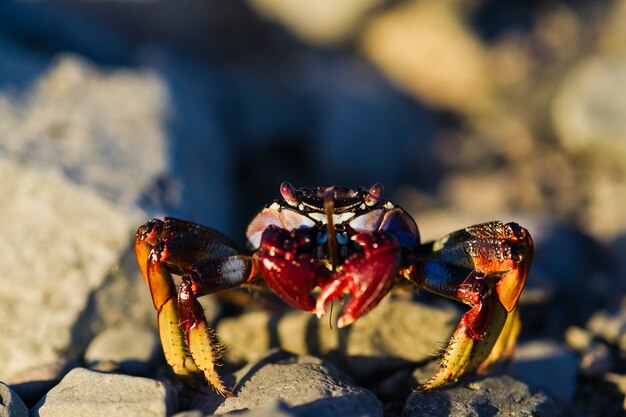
[0,53,168,380]
[0,156,150,380]
[0,381,28,417]
[342,297,461,379]
[0,54,168,208]
[509,339,578,404]
[402,375,560,417]
[5,360,77,408]
[579,342,613,377]
[84,324,162,376]
[189,350,383,417]
[30,367,177,417]
[587,310,626,348]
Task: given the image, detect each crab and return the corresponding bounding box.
[134,182,533,395]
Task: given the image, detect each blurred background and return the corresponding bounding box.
[1,0,626,414]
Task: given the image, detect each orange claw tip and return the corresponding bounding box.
[337,315,355,329]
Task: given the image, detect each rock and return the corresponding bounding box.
[552,56,626,156]
[361,1,493,115]
[587,310,626,348]
[189,350,383,417]
[579,342,613,377]
[0,156,150,380]
[5,359,77,408]
[509,339,579,404]
[0,381,28,417]
[84,324,162,376]
[0,53,169,380]
[342,297,461,380]
[402,375,560,417]
[30,367,177,417]
[0,54,168,208]
[564,326,594,352]
[246,0,384,45]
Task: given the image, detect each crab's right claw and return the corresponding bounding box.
[315,232,401,328]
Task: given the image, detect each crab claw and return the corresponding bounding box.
[258,226,326,312]
[316,232,401,328]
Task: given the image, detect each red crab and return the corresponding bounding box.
[134,182,533,395]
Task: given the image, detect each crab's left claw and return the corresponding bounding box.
[415,221,533,390]
[315,232,401,328]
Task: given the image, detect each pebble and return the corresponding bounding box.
[0,382,28,417]
[30,367,177,417]
[509,339,579,404]
[579,342,613,377]
[84,324,162,376]
[403,375,560,417]
[188,349,383,417]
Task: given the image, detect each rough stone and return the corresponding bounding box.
[189,350,383,417]
[5,360,77,408]
[0,157,150,380]
[84,324,162,376]
[342,297,460,380]
[0,54,168,208]
[402,375,560,417]
[509,339,579,404]
[30,367,177,417]
[0,381,28,417]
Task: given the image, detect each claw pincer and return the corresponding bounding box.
[135,183,533,395]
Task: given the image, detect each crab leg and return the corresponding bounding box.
[135,217,252,395]
[409,221,532,390]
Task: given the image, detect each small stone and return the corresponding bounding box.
[0,381,28,417]
[587,310,626,347]
[30,368,178,417]
[580,342,613,377]
[190,350,383,417]
[565,326,594,352]
[403,375,560,417]
[84,324,162,376]
[510,339,579,404]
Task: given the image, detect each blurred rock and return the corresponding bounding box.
[552,56,626,156]
[218,296,459,379]
[190,350,383,416]
[0,381,28,417]
[564,326,594,352]
[510,339,578,404]
[84,324,162,376]
[587,309,626,350]
[403,375,560,417]
[361,1,493,115]
[30,368,177,417]
[5,359,77,408]
[579,342,613,377]
[0,157,150,379]
[247,0,383,45]
[343,297,460,380]
[0,54,168,209]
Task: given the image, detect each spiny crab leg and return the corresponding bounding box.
[134,217,252,395]
[410,221,533,390]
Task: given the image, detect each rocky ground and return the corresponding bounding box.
[2,0,626,416]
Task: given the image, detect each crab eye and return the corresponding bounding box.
[280,181,298,206]
[364,183,383,206]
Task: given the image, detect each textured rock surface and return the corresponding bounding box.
[403,375,560,417]
[509,340,579,404]
[30,368,177,417]
[189,350,383,417]
[0,381,28,417]
[84,324,162,375]
[0,157,149,380]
